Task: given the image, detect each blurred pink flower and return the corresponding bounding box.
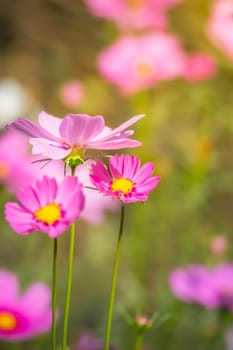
[83,0,182,30]
[0,270,53,341]
[8,111,144,160]
[90,154,160,203]
[210,235,228,256]
[59,80,85,108]
[169,264,233,310]
[0,131,38,193]
[183,53,217,81]
[5,175,85,238]
[76,331,115,350]
[97,33,186,95]
[206,0,233,61]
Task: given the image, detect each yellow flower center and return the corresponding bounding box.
[127,0,142,9]
[111,178,134,194]
[0,312,17,331]
[135,60,153,78]
[0,163,9,179]
[35,202,61,225]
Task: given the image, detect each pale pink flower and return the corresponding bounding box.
[210,235,228,256]
[90,154,160,203]
[0,270,53,341]
[169,264,233,310]
[83,0,182,30]
[97,33,186,95]
[8,111,144,160]
[183,53,217,81]
[5,175,85,238]
[206,0,233,61]
[59,80,85,108]
[0,131,38,193]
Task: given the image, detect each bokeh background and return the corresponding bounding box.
[1,0,233,349]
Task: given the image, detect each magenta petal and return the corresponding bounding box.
[5,203,35,234]
[34,176,58,207]
[133,162,155,183]
[59,114,105,145]
[88,138,142,150]
[20,283,51,317]
[0,271,19,304]
[7,118,59,141]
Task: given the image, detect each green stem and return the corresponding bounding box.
[104,204,125,350]
[62,221,76,350]
[52,238,58,350]
[134,332,143,350]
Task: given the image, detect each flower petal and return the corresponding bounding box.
[0,271,19,304]
[30,138,71,160]
[38,111,62,138]
[19,283,51,317]
[59,114,105,145]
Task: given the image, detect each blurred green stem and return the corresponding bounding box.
[62,221,76,350]
[52,237,58,350]
[203,310,230,350]
[104,204,125,350]
[134,332,143,350]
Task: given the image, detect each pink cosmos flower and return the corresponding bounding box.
[90,154,160,203]
[97,33,186,95]
[59,80,85,108]
[29,159,119,225]
[182,53,217,82]
[169,264,233,310]
[8,111,144,160]
[0,130,38,193]
[0,270,53,341]
[83,0,182,30]
[5,175,85,238]
[206,0,233,61]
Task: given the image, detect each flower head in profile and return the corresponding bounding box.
[169,264,233,311]
[5,175,85,238]
[7,111,144,161]
[0,270,54,341]
[90,154,160,203]
[97,33,186,95]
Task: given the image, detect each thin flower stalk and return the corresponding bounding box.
[52,238,58,350]
[105,204,125,350]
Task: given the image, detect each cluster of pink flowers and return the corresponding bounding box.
[2,111,159,345]
[169,264,233,310]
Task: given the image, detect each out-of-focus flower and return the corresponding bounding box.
[135,315,153,331]
[83,0,182,30]
[5,175,85,238]
[225,326,233,350]
[169,264,233,310]
[206,0,233,61]
[210,235,228,256]
[90,154,160,203]
[59,80,85,108]
[97,33,186,95]
[76,331,115,350]
[0,270,53,341]
[0,131,38,193]
[8,111,144,160]
[0,79,32,128]
[182,53,217,81]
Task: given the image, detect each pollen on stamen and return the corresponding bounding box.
[111,177,134,194]
[35,202,61,225]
